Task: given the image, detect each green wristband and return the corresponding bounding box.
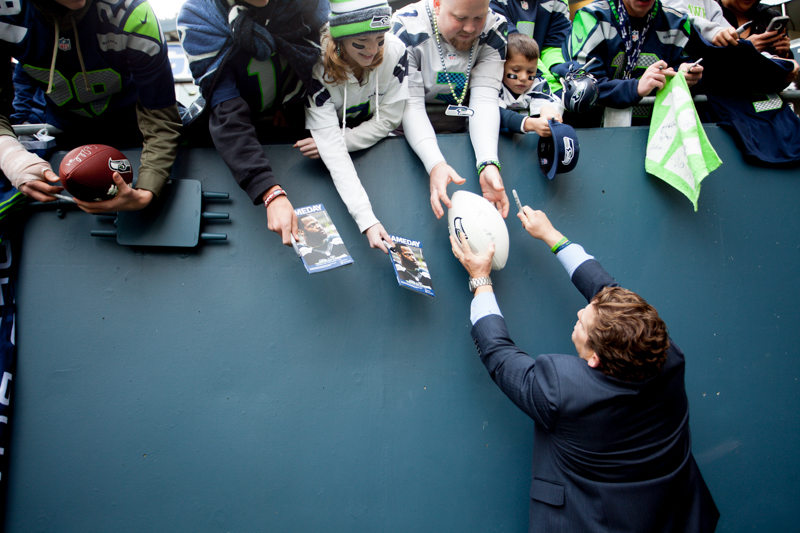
[551,237,570,254]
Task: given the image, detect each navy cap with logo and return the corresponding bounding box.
[538,120,580,180]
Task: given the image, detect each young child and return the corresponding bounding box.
[499,34,564,137]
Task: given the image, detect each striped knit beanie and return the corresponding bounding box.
[329,0,392,40]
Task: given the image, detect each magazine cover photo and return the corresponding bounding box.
[293,204,353,273]
[389,236,434,297]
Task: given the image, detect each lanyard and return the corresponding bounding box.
[609,0,657,79]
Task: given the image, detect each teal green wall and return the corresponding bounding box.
[6,127,799,532]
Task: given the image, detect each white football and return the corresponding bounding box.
[448,190,509,270]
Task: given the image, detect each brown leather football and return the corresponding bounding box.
[58,144,134,202]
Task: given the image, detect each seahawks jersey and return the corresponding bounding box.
[500,77,563,115]
[490,0,570,89]
[209,49,301,112]
[499,77,563,132]
[490,0,571,49]
[305,34,409,131]
[662,0,728,25]
[661,0,731,42]
[0,0,175,130]
[390,0,508,106]
[566,0,693,113]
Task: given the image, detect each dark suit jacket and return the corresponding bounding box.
[471,259,719,532]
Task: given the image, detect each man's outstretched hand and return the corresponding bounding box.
[450,232,494,280]
[479,165,509,219]
[517,207,565,248]
[429,162,466,219]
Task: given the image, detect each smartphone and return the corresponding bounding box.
[766,15,790,34]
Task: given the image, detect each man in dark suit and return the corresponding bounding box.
[450,207,719,532]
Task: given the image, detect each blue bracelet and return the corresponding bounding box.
[553,239,572,255]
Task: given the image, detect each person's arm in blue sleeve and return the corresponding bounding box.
[499,106,527,133]
[11,64,37,125]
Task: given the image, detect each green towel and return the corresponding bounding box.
[645,71,721,211]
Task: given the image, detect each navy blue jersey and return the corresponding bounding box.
[708,93,800,165]
[491,0,571,90]
[490,0,571,51]
[0,0,175,131]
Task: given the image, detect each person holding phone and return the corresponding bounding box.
[719,0,792,58]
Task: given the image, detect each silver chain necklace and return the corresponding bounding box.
[426,0,474,107]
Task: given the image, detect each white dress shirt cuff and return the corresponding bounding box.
[557,243,594,278]
[470,291,503,325]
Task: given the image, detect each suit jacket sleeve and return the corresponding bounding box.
[471,314,560,431]
[571,258,620,302]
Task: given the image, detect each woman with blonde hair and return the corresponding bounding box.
[296,0,409,253]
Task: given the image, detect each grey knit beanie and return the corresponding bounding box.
[329,0,392,40]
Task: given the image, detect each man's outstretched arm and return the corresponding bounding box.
[451,233,559,429]
[517,206,619,301]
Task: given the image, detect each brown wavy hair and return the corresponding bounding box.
[586,287,670,382]
[322,32,386,85]
[507,33,540,62]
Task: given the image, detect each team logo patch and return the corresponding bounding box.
[108,158,131,173]
[58,37,71,51]
[562,138,575,166]
[370,14,390,28]
[447,53,457,61]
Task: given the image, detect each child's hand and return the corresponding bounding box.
[540,105,563,123]
[523,116,553,137]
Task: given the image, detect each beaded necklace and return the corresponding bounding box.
[425,0,474,107]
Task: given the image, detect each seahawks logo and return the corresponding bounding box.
[570,86,585,106]
[562,138,575,166]
[370,15,390,28]
[453,217,468,242]
[108,158,131,173]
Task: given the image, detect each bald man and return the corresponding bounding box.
[391,0,510,221]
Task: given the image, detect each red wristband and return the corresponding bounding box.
[264,188,286,209]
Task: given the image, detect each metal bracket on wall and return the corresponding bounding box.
[90,179,230,247]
